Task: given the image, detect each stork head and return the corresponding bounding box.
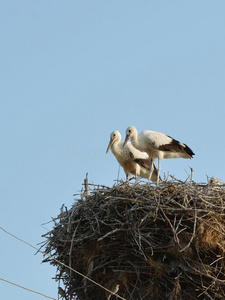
[123,126,137,149]
[106,130,121,154]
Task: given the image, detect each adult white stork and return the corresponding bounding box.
[123,126,195,183]
[106,130,158,182]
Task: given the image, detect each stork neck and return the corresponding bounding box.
[130,135,138,148]
[111,140,121,154]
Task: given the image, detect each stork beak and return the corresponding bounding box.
[122,134,130,149]
[106,138,115,154]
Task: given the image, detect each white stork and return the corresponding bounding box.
[106,130,158,182]
[123,126,195,183]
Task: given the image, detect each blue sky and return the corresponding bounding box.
[1,1,225,299]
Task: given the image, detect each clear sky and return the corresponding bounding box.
[1,1,225,299]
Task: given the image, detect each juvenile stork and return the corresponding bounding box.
[106,130,158,182]
[123,126,195,183]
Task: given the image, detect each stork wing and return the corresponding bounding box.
[158,136,195,157]
[141,131,195,158]
[141,131,173,148]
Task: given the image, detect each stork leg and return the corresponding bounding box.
[157,159,161,184]
[126,173,129,181]
[148,159,154,183]
[135,165,140,182]
[117,164,120,182]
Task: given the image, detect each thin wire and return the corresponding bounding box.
[0,226,126,300]
[0,277,56,300]
[117,163,120,181]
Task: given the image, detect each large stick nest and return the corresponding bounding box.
[41,179,225,300]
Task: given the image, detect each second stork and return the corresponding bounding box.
[123,126,195,183]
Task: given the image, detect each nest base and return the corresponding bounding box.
[41,180,225,300]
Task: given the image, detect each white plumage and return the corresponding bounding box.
[123,126,195,183]
[106,130,158,182]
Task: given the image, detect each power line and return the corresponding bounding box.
[0,277,56,300]
[0,226,126,300]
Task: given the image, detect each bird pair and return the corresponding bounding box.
[106,126,195,184]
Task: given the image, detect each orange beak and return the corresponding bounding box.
[106,138,115,154]
[122,134,130,149]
